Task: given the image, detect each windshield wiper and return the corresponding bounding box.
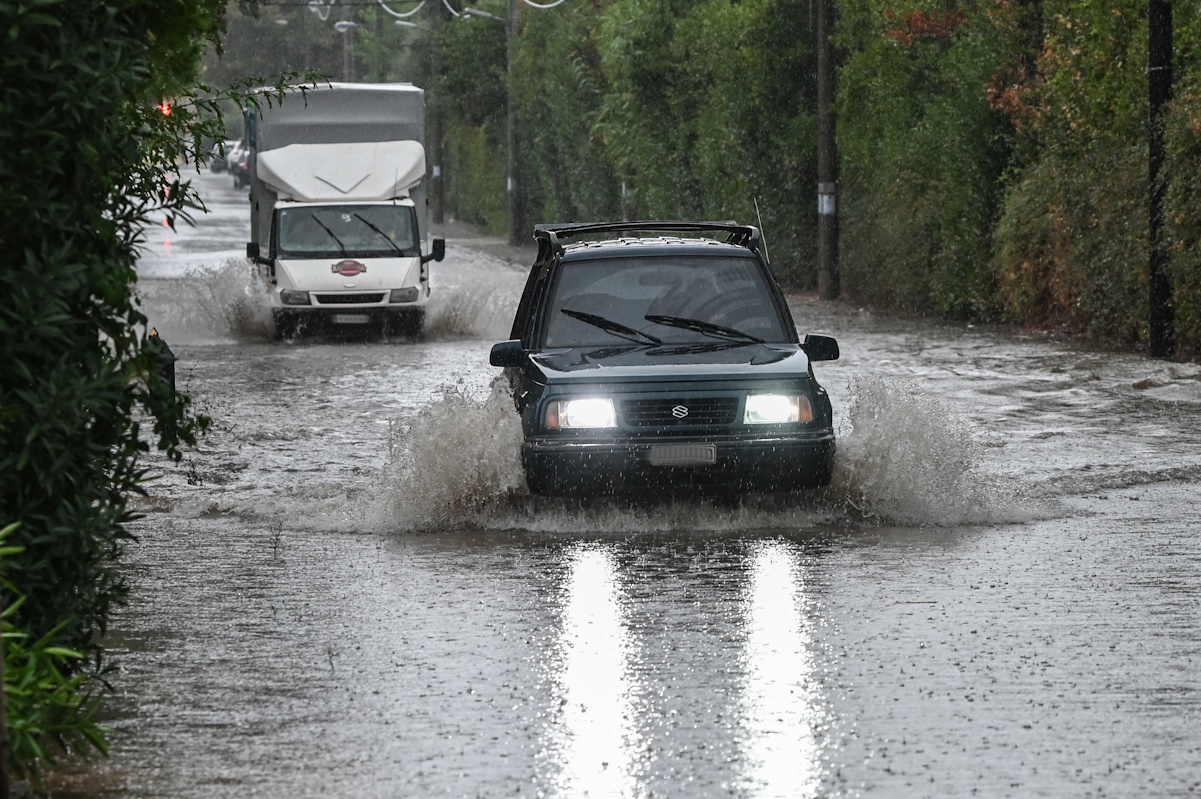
[309,214,347,255]
[560,308,662,345]
[352,213,404,255]
[644,314,764,344]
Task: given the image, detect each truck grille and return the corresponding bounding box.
[313,293,386,305]
[621,397,738,427]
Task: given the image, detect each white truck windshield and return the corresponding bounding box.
[277,205,419,259]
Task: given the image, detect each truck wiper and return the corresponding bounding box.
[309,214,347,255]
[560,308,662,345]
[352,213,403,255]
[644,314,764,344]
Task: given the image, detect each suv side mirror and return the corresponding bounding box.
[422,237,446,264]
[802,334,840,361]
[489,339,526,368]
[246,242,260,261]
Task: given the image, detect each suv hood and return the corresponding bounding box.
[528,343,812,384]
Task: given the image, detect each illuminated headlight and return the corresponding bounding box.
[744,393,813,424]
[544,398,617,429]
[389,287,419,303]
[279,289,311,306]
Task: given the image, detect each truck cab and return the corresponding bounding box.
[254,195,443,338]
[243,83,444,339]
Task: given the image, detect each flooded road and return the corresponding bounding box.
[51,170,1201,798]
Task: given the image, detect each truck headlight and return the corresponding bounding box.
[280,289,311,306]
[544,398,617,429]
[389,287,419,303]
[744,393,813,424]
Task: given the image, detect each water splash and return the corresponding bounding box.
[824,374,1027,525]
[425,248,526,340]
[135,258,273,344]
[374,378,529,531]
[375,374,1028,534]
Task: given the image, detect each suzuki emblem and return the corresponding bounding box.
[671,405,689,419]
[332,259,367,276]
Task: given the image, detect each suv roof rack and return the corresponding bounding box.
[533,220,762,259]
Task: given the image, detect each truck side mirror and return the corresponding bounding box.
[802,334,840,362]
[422,237,446,264]
[246,242,260,261]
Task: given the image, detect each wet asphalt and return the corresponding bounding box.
[46,170,1201,798]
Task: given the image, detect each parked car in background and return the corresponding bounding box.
[209,139,239,173]
[490,220,840,498]
[229,141,251,188]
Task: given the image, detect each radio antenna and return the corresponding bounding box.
[753,197,771,263]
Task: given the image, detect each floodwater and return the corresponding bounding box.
[48,170,1201,798]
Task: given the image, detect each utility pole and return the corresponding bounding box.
[430,3,444,225]
[816,0,839,300]
[1148,0,1174,357]
[506,0,520,246]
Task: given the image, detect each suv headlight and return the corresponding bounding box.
[280,290,311,306]
[390,287,419,303]
[744,393,813,424]
[544,398,617,429]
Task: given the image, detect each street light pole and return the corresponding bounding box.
[334,18,358,82]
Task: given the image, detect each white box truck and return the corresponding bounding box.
[244,83,445,338]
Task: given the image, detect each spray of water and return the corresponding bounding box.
[374,374,1028,534]
[136,259,273,344]
[424,248,526,340]
[373,378,529,531]
[822,374,1027,525]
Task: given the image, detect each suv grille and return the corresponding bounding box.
[621,398,738,427]
[314,293,386,305]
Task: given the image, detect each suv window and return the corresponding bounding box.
[542,254,789,347]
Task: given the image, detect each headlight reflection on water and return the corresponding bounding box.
[539,540,825,798]
[546,545,639,797]
[738,540,823,798]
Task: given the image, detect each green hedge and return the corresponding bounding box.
[1,0,218,777]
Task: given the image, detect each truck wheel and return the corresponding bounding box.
[272,310,296,340]
[388,309,425,341]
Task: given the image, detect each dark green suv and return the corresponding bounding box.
[490,221,839,497]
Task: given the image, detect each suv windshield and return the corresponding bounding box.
[543,254,789,347]
[277,204,419,259]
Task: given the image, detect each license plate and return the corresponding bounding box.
[331,313,370,325]
[648,444,716,467]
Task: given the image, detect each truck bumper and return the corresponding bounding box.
[273,306,425,338]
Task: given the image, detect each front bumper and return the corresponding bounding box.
[272,306,424,335]
[522,431,835,497]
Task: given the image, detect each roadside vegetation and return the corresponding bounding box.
[211,0,1201,358]
[0,0,223,785]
